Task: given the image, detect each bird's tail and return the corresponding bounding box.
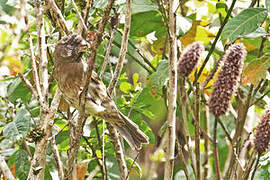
[116,112,149,150]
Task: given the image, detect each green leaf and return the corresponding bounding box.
[7,76,31,103]
[0,0,16,15]
[131,0,158,13]
[130,11,166,38]
[266,0,270,13]
[132,73,139,88]
[243,27,268,39]
[3,108,31,142]
[148,60,169,90]
[120,82,133,94]
[126,157,142,177]
[221,8,267,43]
[16,149,30,180]
[131,112,155,145]
[242,54,270,86]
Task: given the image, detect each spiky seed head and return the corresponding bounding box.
[254,109,270,154]
[209,43,246,117]
[178,42,204,77]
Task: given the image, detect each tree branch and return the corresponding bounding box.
[164,0,177,179]
[0,155,15,180]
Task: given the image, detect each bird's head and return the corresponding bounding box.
[54,34,89,62]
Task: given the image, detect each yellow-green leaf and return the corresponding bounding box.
[242,54,270,86]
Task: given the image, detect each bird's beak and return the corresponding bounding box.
[79,40,90,53]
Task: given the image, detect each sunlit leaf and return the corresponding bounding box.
[120,82,133,94]
[132,73,139,88]
[126,157,142,178]
[221,8,267,44]
[180,20,215,46]
[242,54,270,86]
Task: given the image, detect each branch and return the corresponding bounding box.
[104,2,132,179]
[213,117,221,180]
[24,17,43,104]
[71,0,88,33]
[107,0,131,92]
[0,155,15,180]
[66,0,115,179]
[195,0,237,82]
[100,26,118,79]
[194,83,201,180]
[18,73,38,98]
[51,135,64,180]
[44,0,70,35]
[164,0,177,179]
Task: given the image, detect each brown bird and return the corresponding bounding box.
[53,34,149,150]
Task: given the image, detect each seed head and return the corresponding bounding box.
[254,109,270,154]
[209,43,246,117]
[178,42,204,77]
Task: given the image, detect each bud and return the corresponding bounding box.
[209,43,246,117]
[178,42,204,77]
[254,109,270,154]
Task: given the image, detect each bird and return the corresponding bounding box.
[53,33,149,150]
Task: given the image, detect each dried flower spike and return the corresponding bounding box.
[178,42,204,77]
[209,43,246,117]
[254,109,270,154]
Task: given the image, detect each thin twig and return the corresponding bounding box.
[66,1,115,178]
[112,41,153,74]
[24,17,43,104]
[51,135,65,180]
[251,154,260,180]
[195,0,237,82]
[84,0,93,25]
[217,118,233,144]
[18,73,38,98]
[213,116,221,180]
[251,89,270,106]
[194,83,201,180]
[71,0,88,33]
[176,138,190,180]
[100,28,118,79]
[44,0,70,35]
[125,152,141,180]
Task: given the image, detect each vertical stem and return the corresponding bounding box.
[202,103,210,180]
[195,0,237,82]
[213,117,221,180]
[195,83,201,180]
[251,154,260,180]
[164,0,177,179]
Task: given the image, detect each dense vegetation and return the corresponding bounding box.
[0,0,270,179]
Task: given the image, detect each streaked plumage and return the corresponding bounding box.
[53,34,149,150]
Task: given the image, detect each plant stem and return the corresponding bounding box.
[251,154,260,180]
[195,0,237,82]
[213,116,221,180]
[195,83,201,180]
[164,0,177,179]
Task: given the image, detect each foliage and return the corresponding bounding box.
[0,0,270,179]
